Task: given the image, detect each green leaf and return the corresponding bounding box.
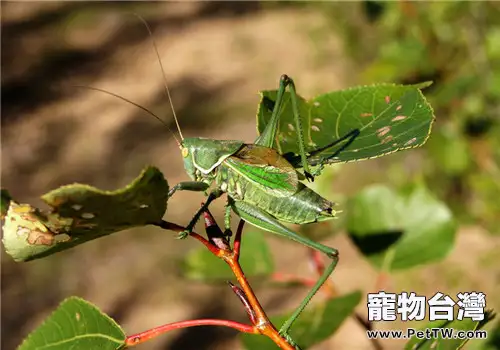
[404,310,495,350]
[479,319,500,350]
[427,126,471,175]
[2,166,168,262]
[257,82,434,174]
[18,296,125,350]
[182,230,274,281]
[346,183,457,271]
[240,291,361,350]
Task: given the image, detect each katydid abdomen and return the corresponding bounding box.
[217,162,336,225]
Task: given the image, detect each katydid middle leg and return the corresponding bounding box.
[223,200,233,237]
[230,200,339,337]
[168,181,220,238]
[177,189,223,239]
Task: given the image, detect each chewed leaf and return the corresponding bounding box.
[2,166,168,262]
[18,296,125,350]
[257,82,434,172]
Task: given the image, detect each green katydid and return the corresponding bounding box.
[169,74,360,341]
[86,74,359,345]
[84,17,434,347]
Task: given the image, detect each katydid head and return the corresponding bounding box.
[180,138,198,181]
[180,138,245,181]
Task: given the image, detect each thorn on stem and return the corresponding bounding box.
[228,281,257,325]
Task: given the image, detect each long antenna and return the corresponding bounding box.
[73,85,181,146]
[133,13,184,140]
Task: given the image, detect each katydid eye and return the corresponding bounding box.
[182,148,189,158]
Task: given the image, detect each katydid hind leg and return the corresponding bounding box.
[256,75,314,182]
[231,200,338,334]
[286,77,314,182]
[255,74,289,148]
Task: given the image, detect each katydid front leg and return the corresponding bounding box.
[255,74,315,182]
[168,181,209,198]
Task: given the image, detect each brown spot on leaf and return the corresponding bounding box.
[381,135,393,144]
[385,96,390,104]
[20,214,38,223]
[16,226,30,237]
[392,115,406,122]
[377,126,391,138]
[27,230,55,246]
[360,112,373,117]
[405,137,417,146]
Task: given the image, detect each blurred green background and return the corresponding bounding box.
[1,2,499,349]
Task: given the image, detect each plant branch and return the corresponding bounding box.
[150,215,297,350]
[152,220,221,256]
[125,319,257,347]
[233,219,245,259]
[219,219,296,350]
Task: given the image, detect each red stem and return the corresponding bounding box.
[151,217,295,350]
[154,220,222,256]
[125,319,257,346]
[233,220,245,259]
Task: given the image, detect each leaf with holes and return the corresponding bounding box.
[240,291,361,350]
[404,310,495,350]
[2,166,168,262]
[182,230,274,281]
[345,183,457,271]
[257,82,434,174]
[18,296,125,350]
